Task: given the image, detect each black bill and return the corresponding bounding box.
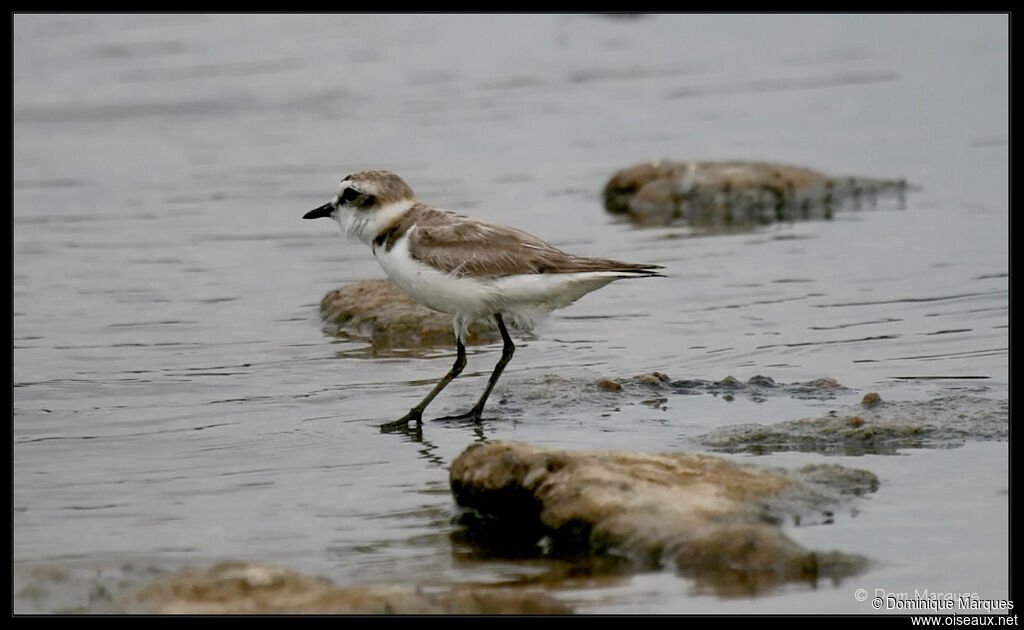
[303,203,334,220]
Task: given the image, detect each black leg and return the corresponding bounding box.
[436,313,515,423]
[380,339,467,433]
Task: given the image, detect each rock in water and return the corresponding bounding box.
[120,561,572,614]
[604,159,911,228]
[449,441,868,595]
[318,279,499,348]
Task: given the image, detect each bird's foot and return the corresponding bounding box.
[379,409,422,433]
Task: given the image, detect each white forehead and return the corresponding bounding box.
[335,174,380,196]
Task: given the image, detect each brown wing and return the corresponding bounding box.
[401,205,662,278]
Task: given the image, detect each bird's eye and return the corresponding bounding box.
[339,187,361,204]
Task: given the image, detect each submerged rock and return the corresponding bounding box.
[699,395,1008,455]
[620,372,850,402]
[861,392,882,406]
[319,279,498,348]
[604,160,912,228]
[793,463,880,498]
[119,561,571,614]
[450,442,869,595]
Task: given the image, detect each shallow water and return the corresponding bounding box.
[13,14,1008,614]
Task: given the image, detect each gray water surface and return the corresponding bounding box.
[13,14,1008,614]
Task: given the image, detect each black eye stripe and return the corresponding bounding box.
[338,187,376,209]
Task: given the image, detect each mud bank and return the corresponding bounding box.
[699,394,1008,455]
[531,372,1005,456]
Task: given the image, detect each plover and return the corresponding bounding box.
[304,170,664,432]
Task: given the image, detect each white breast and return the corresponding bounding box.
[373,234,495,320]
